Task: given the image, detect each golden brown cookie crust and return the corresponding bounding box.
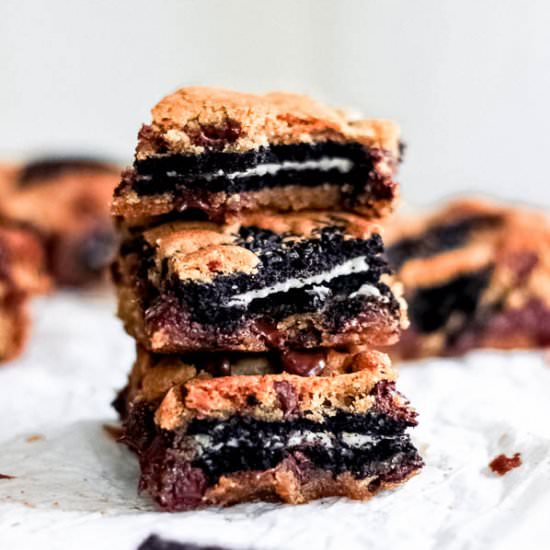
[204,462,419,507]
[154,350,395,429]
[136,86,400,159]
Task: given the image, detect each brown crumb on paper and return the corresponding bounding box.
[102,423,123,440]
[489,452,522,476]
[0,473,15,480]
[26,434,43,443]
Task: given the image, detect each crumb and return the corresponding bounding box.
[0,473,14,480]
[26,434,43,443]
[102,423,123,440]
[489,452,522,476]
[52,501,59,507]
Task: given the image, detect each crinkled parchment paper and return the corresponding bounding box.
[0,293,549,550]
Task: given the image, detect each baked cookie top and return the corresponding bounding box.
[135,86,400,159]
[122,347,404,429]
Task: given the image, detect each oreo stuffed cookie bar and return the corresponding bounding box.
[111,86,422,510]
[0,224,50,362]
[116,347,423,510]
[113,211,406,354]
[112,87,401,224]
[386,198,550,358]
[0,158,119,286]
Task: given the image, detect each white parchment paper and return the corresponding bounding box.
[1,293,549,550]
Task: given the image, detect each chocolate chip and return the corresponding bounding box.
[204,356,232,377]
[246,394,259,407]
[273,380,298,418]
[279,349,327,376]
[185,119,242,151]
[138,124,169,154]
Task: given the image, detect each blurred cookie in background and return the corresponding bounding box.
[0,157,120,287]
[0,223,50,362]
[384,198,550,359]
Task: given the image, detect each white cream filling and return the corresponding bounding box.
[341,432,378,448]
[306,285,332,300]
[349,283,383,300]
[287,430,334,448]
[191,430,385,458]
[224,157,354,180]
[151,157,354,182]
[226,256,380,308]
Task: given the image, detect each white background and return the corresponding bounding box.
[1,0,549,206]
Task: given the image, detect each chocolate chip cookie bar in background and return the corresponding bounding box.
[116,346,422,511]
[0,158,120,287]
[112,211,407,354]
[0,224,50,362]
[384,198,550,359]
[112,87,401,225]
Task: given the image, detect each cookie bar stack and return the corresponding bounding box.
[112,87,423,510]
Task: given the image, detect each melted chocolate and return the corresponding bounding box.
[139,437,207,511]
[203,356,232,377]
[280,349,327,376]
[253,319,285,348]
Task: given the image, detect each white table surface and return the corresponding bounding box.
[1,293,549,550]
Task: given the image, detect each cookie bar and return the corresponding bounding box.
[117,347,423,510]
[113,211,406,354]
[112,87,400,224]
[385,198,550,358]
[0,224,50,362]
[0,158,119,286]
